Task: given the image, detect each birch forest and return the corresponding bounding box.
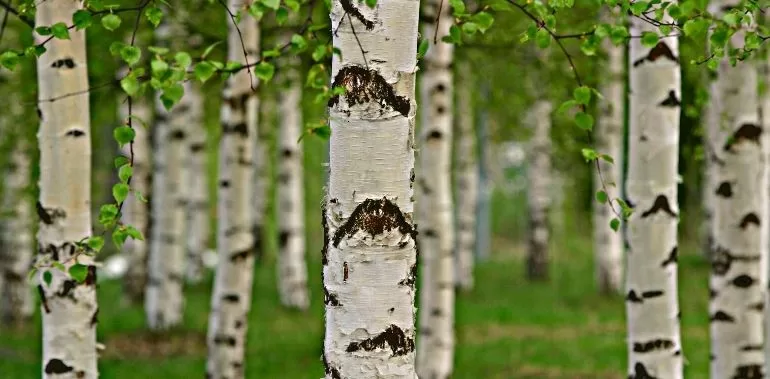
[6,0,770,378]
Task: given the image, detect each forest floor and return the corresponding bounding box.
[0,235,711,378]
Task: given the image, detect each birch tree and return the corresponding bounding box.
[145,11,190,329]
[593,8,624,294]
[526,97,552,281]
[35,0,98,376]
[277,49,309,310]
[206,1,259,376]
[185,84,208,283]
[323,0,419,376]
[416,0,456,376]
[625,6,683,379]
[453,61,477,291]
[709,2,767,378]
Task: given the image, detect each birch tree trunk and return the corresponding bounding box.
[526,100,552,281]
[277,52,309,310]
[594,8,625,294]
[206,3,258,376]
[35,1,98,377]
[625,8,683,379]
[118,70,152,303]
[0,67,33,325]
[185,84,208,283]
[709,3,767,378]
[145,14,190,330]
[416,0,455,377]
[323,0,419,376]
[453,62,478,291]
[252,64,267,264]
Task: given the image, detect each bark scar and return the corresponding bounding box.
[339,0,375,30]
[345,324,415,356]
[328,66,410,117]
[332,197,416,248]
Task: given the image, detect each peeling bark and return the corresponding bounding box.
[35,1,98,377]
[206,2,259,377]
[185,84,209,283]
[324,0,419,376]
[453,62,477,291]
[416,0,455,376]
[709,3,767,378]
[626,7,683,378]
[593,8,625,295]
[277,49,309,310]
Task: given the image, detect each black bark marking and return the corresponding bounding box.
[328,66,410,117]
[219,180,231,188]
[213,334,237,346]
[332,198,415,248]
[641,290,664,299]
[37,202,66,225]
[661,247,678,267]
[748,302,764,311]
[740,345,764,351]
[65,129,86,137]
[731,274,755,288]
[224,93,250,114]
[430,308,442,316]
[51,58,76,69]
[739,213,760,229]
[57,279,77,298]
[45,358,74,374]
[323,354,342,379]
[436,106,446,115]
[85,266,97,286]
[324,286,341,306]
[426,130,443,141]
[339,0,375,30]
[632,41,678,67]
[434,83,446,93]
[343,262,349,282]
[732,365,763,379]
[710,245,762,276]
[252,224,263,262]
[423,229,437,238]
[223,294,240,303]
[640,195,676,218]
[710,310,736,322]
[190,143,205,152]
[281,148,293,158]
[223,122,249,137]
[626,290,643,303]
[398,263,417,287]
[633,339,674,353]
[345,324,415,356]
[710,288,717,299]
[229,248,251,263]
[715,181,733,198]
[169,129,185,140]
[321,205,329,265]
[279,230,289,249]
[90,308,99,327]
[37,285,50,313]
[658,90,681,107]
[724,123,762,152]
[629,362,658,379]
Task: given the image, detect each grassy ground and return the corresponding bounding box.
[0,232,711,378]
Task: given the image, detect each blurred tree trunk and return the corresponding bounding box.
[206,1,259,376]
[593,8,624,294]
[185,83,208,283]
[276,48,309,310]
[323,0,419,376]
[525,98,551,281]
[453,61,478,291]
[416,0,455,377]
[702,75,718,259]
[35,0,99,377]
[625,7,683,379]
[145,9,190,330]
[708,3,767,378]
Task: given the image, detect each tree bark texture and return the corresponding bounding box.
[526,100,552,281]
[185,84,209,283]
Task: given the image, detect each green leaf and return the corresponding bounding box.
[43,271,52,286]
[472,12,494,33]
[595,190,608,204]
[194,61,216,83]
[113,183,130,203]
[557,99,578,114]
[114,126,136,146]
[261,0,280,10]
[120,45,141,66]
[581,147,598,162]
[573,86,591,105]
[118,164,132,183]
[365,0,377,8]
[150,58,169,76]
[135,190,148,203]
[120,75,140,96]
[0,51,20,70]
[310,124,331,140]
[114,156,129,168]
[535,28,550,48]
[161,84,184,109]
[99,204,118,225]
[144,6,163,27]
[640,31,659,48]
[449,25,462,44]
[462,22,479,35]
[276,7,289,25]
[51,22,70,40]
[112,227,129,250]
[175,52,192,68]
[201,41,222,59]
[101,14,122,31]
[69,264,89,283]
[575,112,594,131]
[599,154,615,164]
[86,235,105,252]
[125,225,144,241]
[610,218,620,232]
[450,0,465,16]
[36,26,52,36]
[312,45,327,61]
[291,34,308,52]
[254,61,275,81]
[417,38,430,59]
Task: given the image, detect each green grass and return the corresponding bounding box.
[0,234,711,378]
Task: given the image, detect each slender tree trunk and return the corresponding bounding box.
[277,52,309,310]
[118,70,152,303]
[709,3,767,378]
[453,62,478,291]
[526,100,552,281]
[0,68,34,326]
[703,77,719,260]
[625,8,683,379]
[416,0,455,376]
[594,8,625,294]
[206,3,258,376]
[145,14,191,329]
[323,0,419,376]
[35,1,98,377]
[252,67,267,264]
[185,84,208,283]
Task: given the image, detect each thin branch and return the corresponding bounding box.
[347,12,368,69]
[217,0,255,91]
[0,0,32,28]
[0,8,9,43]
[433,0,445,44]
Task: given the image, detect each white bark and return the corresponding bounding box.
[252,52,267,263]
[206,3,258,377]
[118,79,152,303]
[626,8,683,379]
[526,100,552,280]
[416,0,455,376]
[323,0,419,376]
[453,62,477,291]
[709,3,767,378]
[277,54,309,310]
[35,1,98,377]
[145,15,190,329]
[594,8,625,294]
[185,84,208,283]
